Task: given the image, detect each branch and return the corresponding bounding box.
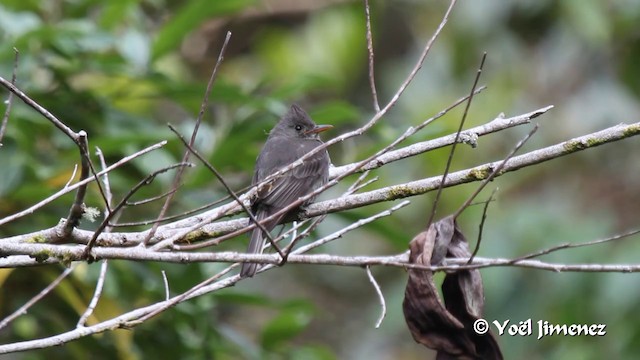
[330,105,552,177]
[4,243,640,273]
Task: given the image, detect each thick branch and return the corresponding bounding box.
[2,242,640,273]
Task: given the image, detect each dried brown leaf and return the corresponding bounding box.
[403,216,502,359]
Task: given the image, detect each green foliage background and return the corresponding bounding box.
[0,0,639,359]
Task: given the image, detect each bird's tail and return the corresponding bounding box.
[240,209,278,278]
[240,211,270,278]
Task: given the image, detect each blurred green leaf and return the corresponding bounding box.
[116,29,151,70]
[260,305,314,352]
[289,345,337,360]
[151,0,256,60]
[0,5,41,37]
[309,101,361,126]
[0,142,25,197]
[214,291,276,306]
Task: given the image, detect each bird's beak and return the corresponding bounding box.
[305,124,333,135]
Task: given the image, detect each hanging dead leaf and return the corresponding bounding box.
[403,216,502,359]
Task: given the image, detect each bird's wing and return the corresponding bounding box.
[253,138,328,210]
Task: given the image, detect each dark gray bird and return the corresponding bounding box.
[240,104,332,278]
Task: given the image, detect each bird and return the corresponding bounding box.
[240,104,332,278]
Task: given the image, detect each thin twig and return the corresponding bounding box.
[0,266,75,330]
[96,148,112,207]
[63,164,79,189]
[350,175,378,193]
[364,0,380,112]
[427,52,486,227]
[113,191,226,227]
[0,48,19,146]
[77,260,108,327]
[144,31,232,246]
[162,271,170,301]
[125,264,231,326]
[512,227,640,263]
[366,266,386,328]
[124,188,179,207]
[467,188,498,264]
[0,75,78,141]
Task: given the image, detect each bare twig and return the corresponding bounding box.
[162,270,170,301]
[0,75,78,141]
[63,164,79,189]
[467,187,498,264]
[512,228,640,263]
[144,31,232,246]
[427,52,486,227]
[95,148,112,207]
[77,260,108,327]
[366,266,386,328]
[364,0,380,112]
[125,265,232,326]
[124,188,179,207]
[114,191,225,226]
[0,266,75,330]
[0,48,19,146]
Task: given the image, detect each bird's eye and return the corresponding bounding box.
[294,125,303,131]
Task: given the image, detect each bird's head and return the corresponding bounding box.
[272,104,333,139]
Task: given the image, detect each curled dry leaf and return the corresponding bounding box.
[403,216,502,360]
